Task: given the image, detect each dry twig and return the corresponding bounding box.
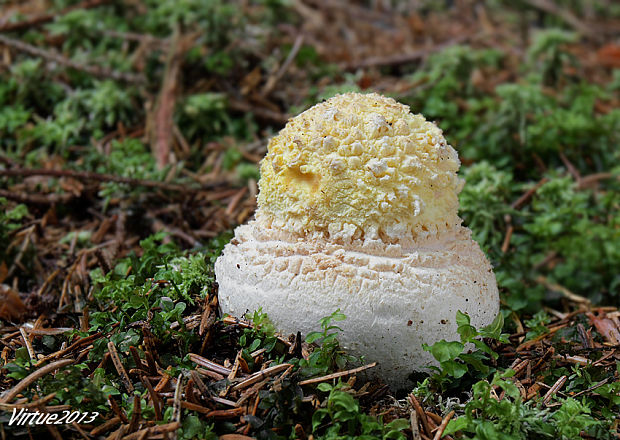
[0,34,145,83]
[0,359,73,403]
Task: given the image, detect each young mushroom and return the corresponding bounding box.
[215,92,499,388]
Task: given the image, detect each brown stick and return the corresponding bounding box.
[195,368,225,382]
[71,421,92,440]
[90,416,121,436]
[410,408,421,440]
[341,35,470,70]
[164,399,211,415]
[559,152,581,182]
[19,328,36,361]
[228,99,289,124]
[578,172,618,189]
[0,359,73,403]
[44,424,64,440]
[0,34,145,84]
[0,0,112,32]
[151,27,181,169]
[542,375,567,406]
[0,168,228,192]
[511,178,548,209]
[408,394,431,437]
[571,377,611,397]
[204,407,246,419]
[108,396,129,424]
[128,394,141,432]
[199,295,218,336]
[189,370,211,399]
[511,359,530,378]
[36,332,102,365]
[297,362,377,386]
[0,393,56,410]
[0,189,74,206]
[523,0,597,38]
[231,363,292,392]
[140,375,162,421]
[144,350,158,376]
[172,374,183,425]
[235,378,271,407]
[501,224,514,253]
[227,350,243,381]
[433,410,455,440]
[107,341,134,393]
[188,353,232,376]
[129,346,147,372]
[535,275,591,305]
[262,34,305,96]
[120,422,180,440]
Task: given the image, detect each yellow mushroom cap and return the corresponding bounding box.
[257,92,464,241]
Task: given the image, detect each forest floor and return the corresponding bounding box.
[0,1,619,439]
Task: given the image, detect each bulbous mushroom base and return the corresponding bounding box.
[214,220,500,389]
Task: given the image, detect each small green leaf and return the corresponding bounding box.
[312,408,329,431]
[160,296,174,312]
[444,417,470,436]
[427,340,464,363]
[456,310,471,327]
[331,312,346,322]
[305,331,322,344]
[480,312,504,339]
[331,391,358,412]
[317,383,332,392]
[249,338,261,351]
[441,360,468,378]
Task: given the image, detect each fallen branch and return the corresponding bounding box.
[262,34,305,96]
[165,398,211,415]
[524,0,597,39]
[542,375,567,406]
[410,408,421,440]
[0,168,229,193]
[578,172,619,189]
[36,332,103,365]
[511,178,548,210]
[172,373,183,425]
[231,363,292,392]
[408,393,431,438]
[107,341,134,393]
[151,27,181,169]
[570,377,611,397]
[0,0,112,32]
[0,359,73,403]
[90,416,120,436]
[120,422,181,440]
[228,98,290,124]
[0,393,57,410]
[433,410,455,440]
[139,375,162,420]
[535,275,591,305]
[0,188,74,206]
[341,35,470,70]
[297,362,377,386]
[189,353,232,376]
[0,34,145,84]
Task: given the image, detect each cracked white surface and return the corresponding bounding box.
[215,219,499,388]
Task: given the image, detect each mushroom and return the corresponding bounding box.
[215,93,499,388]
